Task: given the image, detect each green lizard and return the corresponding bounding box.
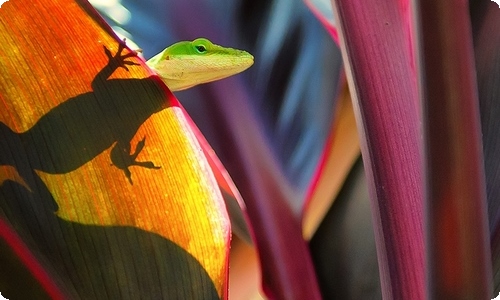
[146,38,254,91]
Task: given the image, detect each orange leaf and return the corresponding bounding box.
[0,0,230,297]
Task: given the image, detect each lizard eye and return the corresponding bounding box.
[195,45,207,53]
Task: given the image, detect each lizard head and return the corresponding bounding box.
[147,38,254,91]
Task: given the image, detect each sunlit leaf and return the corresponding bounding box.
[0,0,230,298]
[183,108,251,243]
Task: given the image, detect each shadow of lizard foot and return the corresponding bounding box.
[132,161,161,170]
[111,136,161,184]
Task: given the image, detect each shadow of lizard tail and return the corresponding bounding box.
[0,121,59,211]
[0,122,25,169]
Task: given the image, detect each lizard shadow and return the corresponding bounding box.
[0,42,167,186]
[0,42,219,298]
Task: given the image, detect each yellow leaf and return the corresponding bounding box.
[0,0,230,297]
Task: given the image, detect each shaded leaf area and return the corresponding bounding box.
[0,180,217,299]
[310,158,381,299]
[470,0,500,293]
[0,236,52,300]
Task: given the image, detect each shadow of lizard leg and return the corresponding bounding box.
[111,137,160,185]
